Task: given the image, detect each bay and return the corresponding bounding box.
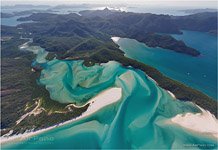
[114,30,217,99]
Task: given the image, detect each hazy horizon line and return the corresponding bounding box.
[1,0,218,9]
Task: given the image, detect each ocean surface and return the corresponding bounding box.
[114,30,217,99]
[2,39,217,149]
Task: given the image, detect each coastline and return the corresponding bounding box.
[111,37,121,43]
[1,37,216,146]
[111,38,217,139]
[169,105,218,139]
[1,66,217,146]
[1,10,217,149]
[112,37,177,100]
[167,90,176,99]
[0,61,178,145]
[1,87,122,145]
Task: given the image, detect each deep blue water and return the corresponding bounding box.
[115,30,217,99]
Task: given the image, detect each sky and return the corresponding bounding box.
[1,0,217,8]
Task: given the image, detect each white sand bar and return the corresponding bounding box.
[111,37,120,43]
[170,105,218,139]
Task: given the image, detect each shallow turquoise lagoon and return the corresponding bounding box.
[115,31,217,99]
[2,44,217,149]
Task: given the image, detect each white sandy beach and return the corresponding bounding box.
[170,105,218,139]
[111,37,120,43]
[167,90,176,99]
[3,39,217,145]
[111,36,217,139]
[1,87,122,144]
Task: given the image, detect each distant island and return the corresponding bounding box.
[181,8,217,14]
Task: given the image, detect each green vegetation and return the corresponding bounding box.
[135,33,200,56]
[80,48,217,116]
[1,37,33,129]
[1,10,217,135]
[1,34,88,135]
[17,11,218,56]
[56,38,216,117]
[33,36,83,52]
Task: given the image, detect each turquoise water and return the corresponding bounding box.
[39,60,126,105]
[2,43,217,149]
[115,30,217,99]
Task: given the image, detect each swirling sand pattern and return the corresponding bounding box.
[2,45,217,149]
